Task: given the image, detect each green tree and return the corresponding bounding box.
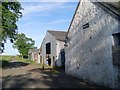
[13,33,35,58]
[0,0,23,53]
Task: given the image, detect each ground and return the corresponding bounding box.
[0,60,107,89]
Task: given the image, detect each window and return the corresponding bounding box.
[112,33,120,46]
[112,32,120,66]
[46,42,51,54]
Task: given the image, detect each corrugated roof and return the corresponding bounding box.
[48,30,67,42]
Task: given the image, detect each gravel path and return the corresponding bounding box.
[1,61,106,89]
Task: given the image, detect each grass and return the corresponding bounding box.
[51,69,60,74]
[0,55,60,74]
[0,55,14,61]
[0,60,9,68]
[17,59,31,63]
[0,55,13,68]
[0,55,32,68]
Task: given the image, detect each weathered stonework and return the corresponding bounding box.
[112,46,120,65]
[65,0,120,88]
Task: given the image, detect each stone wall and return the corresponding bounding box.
[65,0,120,88]
[112,46,120,88]
[112,46,120,65]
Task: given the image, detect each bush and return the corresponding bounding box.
[17,55,22,58]
[53,66,65,70]
[1,60,9,68]
[52,70,60,74]
[1,55,13,61]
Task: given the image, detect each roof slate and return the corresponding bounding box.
[48,30,67,42]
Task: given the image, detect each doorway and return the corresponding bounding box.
[46,42,51,54]
[112,32,120,88]
[40,56,42,64]
[60,49,65,70]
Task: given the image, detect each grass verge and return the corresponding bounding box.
[0,59,9,68]
[51,69,60,74]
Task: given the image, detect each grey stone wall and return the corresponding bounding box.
[112,46,120,88]
[65,0,120,88]
[112,46,120,65]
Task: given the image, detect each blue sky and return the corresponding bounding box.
[2,1,78,55]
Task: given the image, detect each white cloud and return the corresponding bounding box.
[21,2,78,15]
[48,19,70,24]
[19,0,119,3]
[59,4,77,9]
[20,19,69,27]
[20,0,78,2]
[22,2,65,15]
[35,19,70,25]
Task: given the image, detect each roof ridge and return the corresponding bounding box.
[47,30,67,42]
[48,30,67,33]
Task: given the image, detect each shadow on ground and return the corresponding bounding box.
[1,61,29,69]
[2,68,109,89]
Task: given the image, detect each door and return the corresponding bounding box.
[40,56,42,64]
[60,49,65,70]
[112,33,120,88]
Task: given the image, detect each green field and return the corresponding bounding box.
[0,55,13,68]
[0,55,52,68]
[0,55,14,61]
[0,55,59,74]
[0,55,30,68]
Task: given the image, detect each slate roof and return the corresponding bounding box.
[96,1,120,19]
[48,30,67,42]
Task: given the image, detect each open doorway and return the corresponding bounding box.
[112,32,120,88]
[112,33,120,65]
[112,33,120,46]
[60,49,65,70]
[46,42,51,54]
[40,56,42,64]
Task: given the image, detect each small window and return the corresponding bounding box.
[112,33,120,46]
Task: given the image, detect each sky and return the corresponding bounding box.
[2,1,79,55]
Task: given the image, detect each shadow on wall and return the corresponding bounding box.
[2,68,106,89]
[55,49,65,70]
[65,2,119,88]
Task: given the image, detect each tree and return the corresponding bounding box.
[0,0,23,53]
[13,33,35,58]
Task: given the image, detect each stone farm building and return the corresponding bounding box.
[39,30,67,67]
[28,47,38,62]
[65,0,120,89]
[37,45,42,64]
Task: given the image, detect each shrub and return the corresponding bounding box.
[1,60,9,68]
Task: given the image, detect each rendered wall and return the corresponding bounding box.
[65,0,120,88]
[56,41,65,66]
[41,32,65,66]
[42,32,57,66]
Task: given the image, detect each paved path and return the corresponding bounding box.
[1,61,106,89]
